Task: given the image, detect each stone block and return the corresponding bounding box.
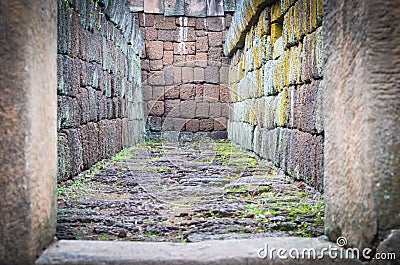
[57,96,79,130]
[207,47,223,64]
[163,50,174,65]
[57,55,79,97]
[195,52,208,67]
[224,0,235,12]
[199,118,214,131]
[193,67,205,82]
[180,84,195,100]
[185,0,207,17]
[186,119,200,132]
[220,66,229,85]
[154,15,176,29]
[203,84,220,101]
[208,31,223,47]
[165,86,180,99]
[146,41,164,60]
[175,27,197,42]
[148,101,164,117]
[193,131,211,140]
[148,71,165,85]
[164,0,185,16]
[274,87,290,127]
[206,17,225,31]
[180,100,196,118]
[209,102,222,117]
[195,18,207,29]
[179,131,194,141]
[165,99,181,115]
[145,27,158,41]
[194,84,204,99]
[207,0,224,16]
[158,29,176,42]
[204,66,220,84]
[164,66,174,85]
[185,55,196,66]
[174,55,185,64]
[148,116,162,131]
[214,117,227,130]
[271,23,282,46]
[182,67,194,83]
[142,59,150,71]
[221,102,229,117]
[144,0,164,14]
[129,0,144,12]
[164,41,174,50]
[174,66,182,84]
[150,59,163,71]
[196,36,209,52]
[173,42,196,55]
[219,85,229,103]
[152,86,165,100]
[80,122,99,169]
[196,102,209,117]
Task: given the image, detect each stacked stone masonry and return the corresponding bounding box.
[226,0,324,191]
[57,0,144,181]
[132,0,235,141]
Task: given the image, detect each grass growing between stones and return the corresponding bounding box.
[57,139,324,242]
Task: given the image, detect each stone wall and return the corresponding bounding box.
[0,1,57,264]
[57,0,144,181]
[132,0,233,141]
[225,0,324,191]
[324,0,400,252]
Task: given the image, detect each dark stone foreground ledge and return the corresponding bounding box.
[36,238,362,265]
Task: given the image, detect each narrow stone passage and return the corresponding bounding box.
[57,140,323,242]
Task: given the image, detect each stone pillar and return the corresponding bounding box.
[0,1,57,264]
[324,0,400,252]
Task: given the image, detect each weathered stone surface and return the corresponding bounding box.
[58,1,145,178]
[149,101,165,117]
[185,0,207,17]
[193,67,205,82]
[144,0,165,14]
[196,102,209,117]
[208,31,223,47]
[223,0,235,12]
[147,41,164,60]
[227,1,325,192]
[0,2,57,264]
[206,17,225,31]
[180,84,196,100]
[164,0,185,16]
[186,119,200,132]
[129,0,144,12]
[324,0,400,250]
[204,66,220,83]
[140,1,229,138]
[207,0,224,16]
[158,29,176,41]
[223,0,272,56]
[180,100,197,118]
[165,86,180,99]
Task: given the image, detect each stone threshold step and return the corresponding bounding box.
[36,237,363,265]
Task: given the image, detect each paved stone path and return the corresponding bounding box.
[57,140,324,242]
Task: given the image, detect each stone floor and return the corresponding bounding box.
[57,140,324,242]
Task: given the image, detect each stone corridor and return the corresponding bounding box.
[1,0,399,264]
[57,140,324,242]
